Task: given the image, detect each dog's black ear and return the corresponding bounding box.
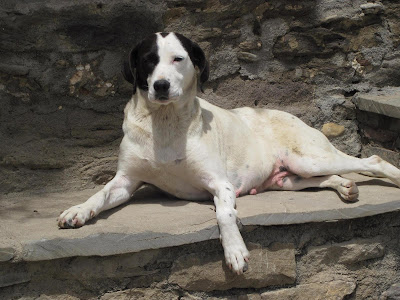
[122,45,139,93]
[192,41,209,92]
[175,33,209,93]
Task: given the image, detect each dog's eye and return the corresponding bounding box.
[173,56,184,62]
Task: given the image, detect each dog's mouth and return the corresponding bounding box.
[155,95,169,101]
[148,89,181,104]
[153,93,180,103]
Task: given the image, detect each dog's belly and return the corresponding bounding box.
[227,166,271,196]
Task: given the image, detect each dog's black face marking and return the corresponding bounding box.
[123,32,209,94]
[122,34,159,93]
[175,33,209,92]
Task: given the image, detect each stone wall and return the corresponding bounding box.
[1,211,400,299]
[1,0,400,193]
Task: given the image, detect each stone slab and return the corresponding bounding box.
[353,87,400,119]
[0,272,31,289]
[0,174,399,262]
[260,280,356,300]
[169,243,295,291]
[0,247,14,262]
[306,239,384,266]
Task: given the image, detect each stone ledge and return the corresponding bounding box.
[1,174,399,262]
[353,87,400,119]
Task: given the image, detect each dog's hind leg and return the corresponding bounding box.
[58,172,142,228]
[268,175,359,201]
[288,152,400,188]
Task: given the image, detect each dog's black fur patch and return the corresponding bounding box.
[122,34,159,93]
[175,33,209,92]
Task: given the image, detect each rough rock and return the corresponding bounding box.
[321,122,345,138]
[306,239,385,267]
[381,283,400,300]
[314,0,361,24]
[100,288,179,300]
[0,272,31,288]
[360,2,384,15]
[362,127,397,143]
[237,52,259,62]
[260,280,356,300]
[36,295,80,300]
[0,247,14,262]
[361,146,400,166]
[169,243,296,291]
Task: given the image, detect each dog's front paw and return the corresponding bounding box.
[223,239,250,275]
[58,205,95,229]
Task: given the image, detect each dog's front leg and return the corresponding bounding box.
[210,180,250,274]
[58,172,142,229]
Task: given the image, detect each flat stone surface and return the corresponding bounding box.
[0,174,399,262]
[353,87,400,119]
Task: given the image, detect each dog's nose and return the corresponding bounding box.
[154,79,170,98]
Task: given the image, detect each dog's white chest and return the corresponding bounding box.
[128,138,186,164]
[140,159,211,200]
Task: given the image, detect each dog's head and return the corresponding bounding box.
[122,32,209,104]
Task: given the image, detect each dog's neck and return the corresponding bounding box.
[123,84,202,162]
[123,83,203,162]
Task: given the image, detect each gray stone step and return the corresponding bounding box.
[1,174,399,262]
[353,87,400,119]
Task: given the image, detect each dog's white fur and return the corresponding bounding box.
[59,33,400,274]
[147,35,194,104]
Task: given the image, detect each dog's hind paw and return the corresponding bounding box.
[224,242,250,275]
[338,179,359,201]
[57,205,94,229]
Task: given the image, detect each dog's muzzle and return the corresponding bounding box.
[153,79,170,100]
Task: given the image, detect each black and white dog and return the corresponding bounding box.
[58,32,400,274]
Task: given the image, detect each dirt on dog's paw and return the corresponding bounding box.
[57,205,94,229]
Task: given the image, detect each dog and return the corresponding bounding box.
[58,32,400,274]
